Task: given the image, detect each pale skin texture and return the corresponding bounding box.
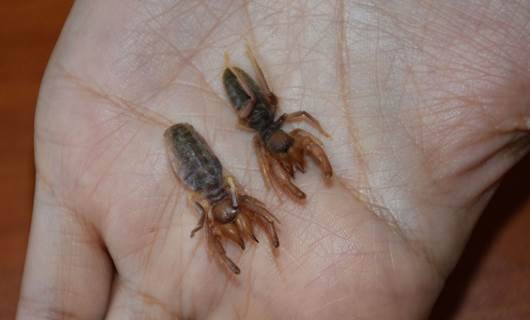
[17,0,530,319]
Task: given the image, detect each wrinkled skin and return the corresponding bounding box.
[17,1,530,319]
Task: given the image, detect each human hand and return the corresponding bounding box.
[18,1,530,319]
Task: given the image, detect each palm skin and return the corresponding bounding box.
[18,1,530,319]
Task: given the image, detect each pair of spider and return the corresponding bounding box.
[164,46,333,274]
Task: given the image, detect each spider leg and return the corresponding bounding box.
[245,43,278,108]
[214,222,245,250]
[240,195,280,224]
[190,204,206,238]
[235,212,259,243]
[276,155,296,177]
[208,226,241,274]
[187,194,209,238]
[278,111,331,137]
[272,157,306,200]
[291,129,333,179]
[253,135,274,189]
[224,52,257,119]
[240,195,280,248]
[255,136,306,199]
[237,118,256,131]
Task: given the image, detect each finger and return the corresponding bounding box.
[17,182,113,319]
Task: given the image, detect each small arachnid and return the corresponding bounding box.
[164,123,279,274]
[222,46,333,200]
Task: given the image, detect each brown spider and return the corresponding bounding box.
[164,123,279,274]
[222,46,333,200]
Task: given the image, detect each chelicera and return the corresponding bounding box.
[223,46,333,200]
[164,123,279,274]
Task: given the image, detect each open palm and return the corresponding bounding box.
[18,1,530,319]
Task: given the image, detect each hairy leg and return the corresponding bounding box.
[290,128,333,179]
[208,226,241,275]
[240,195,280,248]
[278,111,330,137]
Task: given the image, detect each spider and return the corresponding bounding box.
[223,46,333,200]
[164,123,279,274]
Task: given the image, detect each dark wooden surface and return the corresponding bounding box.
[0,1,74,318]
[0,1,529,319]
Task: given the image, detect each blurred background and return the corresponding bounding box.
[1,1,529,319]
